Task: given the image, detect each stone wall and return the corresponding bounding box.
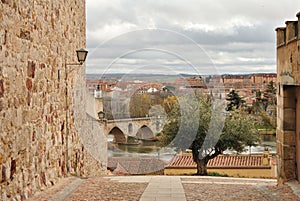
[0,1,107,200]
[276,12,300,183]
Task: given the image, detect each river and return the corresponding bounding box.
[108,134,276,162]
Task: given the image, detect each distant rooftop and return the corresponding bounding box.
[167,154,273,168]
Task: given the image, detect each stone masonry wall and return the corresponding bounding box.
[0,1,106,200]
[276,12,300,183]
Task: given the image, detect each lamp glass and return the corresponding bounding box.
[76,48,88,63]
[98,111,105,120]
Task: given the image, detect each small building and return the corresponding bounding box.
[147,87,159,93]
[164,153,277,178]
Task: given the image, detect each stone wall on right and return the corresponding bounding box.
[276,12,300,183]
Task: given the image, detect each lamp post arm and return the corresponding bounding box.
[86,112,108,135]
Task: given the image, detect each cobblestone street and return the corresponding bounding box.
[26,176,300,201]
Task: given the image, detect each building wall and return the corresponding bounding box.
[164,168,197,175]
[276,12,300,183]
[0,1,106,200]
[164,167,275,178]
[208,167,274,178]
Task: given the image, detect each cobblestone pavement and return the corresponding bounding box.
[27,176,300,201]
[67,177,147,201]
[25,177,79,201]
[181,177,300,201]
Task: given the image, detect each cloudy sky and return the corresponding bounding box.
[86,0,300,75]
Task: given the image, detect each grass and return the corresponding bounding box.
[207,172,229,177]
[181,172,229,177]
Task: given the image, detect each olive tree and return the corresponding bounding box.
[160,95,260,175]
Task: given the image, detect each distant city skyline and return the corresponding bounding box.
[86,0,300,75]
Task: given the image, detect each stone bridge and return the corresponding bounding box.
[106,117,166,143]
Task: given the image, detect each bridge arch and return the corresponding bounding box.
[109,127,127,143]
[136,125,154,140]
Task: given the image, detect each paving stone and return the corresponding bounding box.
[26,176,300,201]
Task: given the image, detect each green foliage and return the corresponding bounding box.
[263,81,276,105]
[225,90,244,111]
[160,94,260,175]
[129,93,151,118]
[159,117,179,146]
[163,95,178,115]
[129,93,164,118]
[252,81,277,129]
[160,95,204,150]
[161,95,259,153]
[257,109,276,129]
[220,111,260,153]
[207,172,229,177]
[255,81,276,112]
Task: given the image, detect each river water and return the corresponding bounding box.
[108,134,276,162]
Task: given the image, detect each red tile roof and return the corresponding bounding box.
[167,154,268,168]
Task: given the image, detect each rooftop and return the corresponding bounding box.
[167,153,272,168]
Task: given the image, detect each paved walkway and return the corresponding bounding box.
[139,177,185,201]
[27,176,300,201]
[107,176,186,201]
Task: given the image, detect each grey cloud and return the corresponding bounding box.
[86,0,300,75]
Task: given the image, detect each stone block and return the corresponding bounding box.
[283,108,296,130]
[282,131,296,146]
[0,79,3,97]
[26,78,32,91]
[27,61,35,78]
[276,129,284,143]
[276,27,286,46]
[283,145,296,160]
[283,159,296,180]
[277,97,282,108]
[277,114,283,130]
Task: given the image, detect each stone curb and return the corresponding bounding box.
[49,177,86,201]
[286,180,300,199]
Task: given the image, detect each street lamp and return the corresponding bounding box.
[65,48,88,174]
[76,48,88,64]
[97,111,105,121]
[97,110,108,138]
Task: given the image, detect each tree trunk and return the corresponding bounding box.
[195,158,208,175]
[191,139,221,176]
[191,139,209,175]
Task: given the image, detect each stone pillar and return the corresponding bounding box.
[275,27,286,47]
[276,85,296,183]
[285,21,298,43]
[276,12,300,184]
